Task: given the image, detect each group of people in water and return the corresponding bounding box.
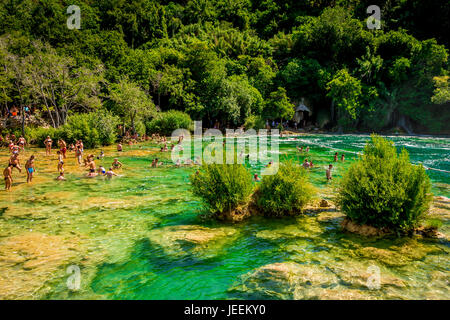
[2,131,348,190]
[2,135,126,190]
[296,145,347,181]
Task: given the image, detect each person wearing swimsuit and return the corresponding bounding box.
[3,164,13,190]
[44,136,52,155]
[112,158,123,169]
[59,139,67,159]
[9,154,21,173]
[25,155,35,183]
[57,151,64,172]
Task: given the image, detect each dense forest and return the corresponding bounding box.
[0,0,449,136]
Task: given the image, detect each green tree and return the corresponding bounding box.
[108,78,156,134]
[263,87,294,121]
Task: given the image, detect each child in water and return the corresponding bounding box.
[56,171,66,181]
[326,164,333,181]
[57,150,64,173]
[105,168,118,179]
[98,165,106,175]
[112,158,123,169]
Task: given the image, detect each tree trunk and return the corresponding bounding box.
[21,105,25,137]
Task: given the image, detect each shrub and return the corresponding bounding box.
[190,163,253,215]
[146,110,192,136]
[244,114,266,130]
[253,161,315,217]
[61,111,120,148]
[25,126,62,147]
[336,135,432,232]
[61,113,100,148]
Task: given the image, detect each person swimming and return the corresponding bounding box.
[25,155,35,183]
[254,173,261,182]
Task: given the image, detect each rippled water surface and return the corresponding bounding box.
[0,134,448,300]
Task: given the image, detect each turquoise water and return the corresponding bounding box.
[0,134,448,300]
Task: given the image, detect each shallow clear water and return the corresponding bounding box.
[0,134,448,300]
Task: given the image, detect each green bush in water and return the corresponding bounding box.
[253,161,315,217]
[244,114,266,130]
[337,135,432,232]
[146,110,192,136]
[190,163,253,215]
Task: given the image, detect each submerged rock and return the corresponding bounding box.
[147,224,238,258]
[328,261,406,289]
[354,239,441,267]
[255,217,323,241]
[229,262,338,299]
[0,232,85,300]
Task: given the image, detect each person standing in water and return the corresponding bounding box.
[25,155,35,183]
[44,136,52,155]
[334,152,338,162]
[86,155,97,177]
[58,139,67,159]
[75,144,83,165]
[117,143,123,152]
[57,150,64,173]
[18,136,26,151]
[303,158,310,169]
[3,164,13,190]
[326,164,333,181]
[9,153,21,173]
[341,154,345,162]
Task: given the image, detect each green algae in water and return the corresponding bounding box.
[0,134,449,300]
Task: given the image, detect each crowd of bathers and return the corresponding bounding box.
[2,135,126,190]
[2,131,348,191]
[296,145,348,181]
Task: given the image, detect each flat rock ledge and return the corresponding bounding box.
[341,218,391,237]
